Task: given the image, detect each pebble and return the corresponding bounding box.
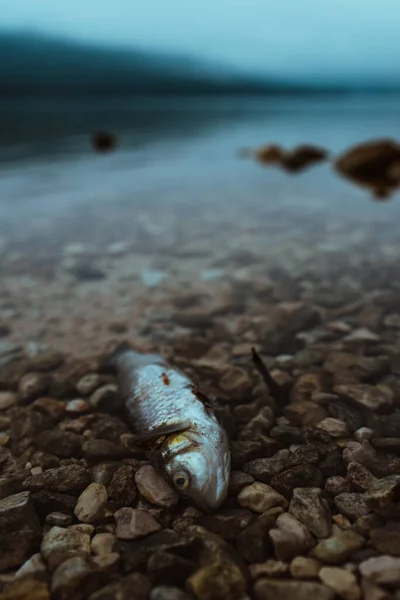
[147,551,197,586]
[270,464,324,498]
[325,476,351,495]
[91,552,120,571]
[76,374,101,396]
[354,427,374,442]
[88,573,150,600]
[197,509,253,542]
[249,560,289,578]
[236,513,275,563]
[108,465,137,504]
[334,384,393,413]
[290,556,321,579]
[0,392,17,411]
[15,553,46,579]
[45,512,73,527]
[359,555,400,585]
[313,529,364,563]
[370,521,400,555]
[219,367,253,400]
[254,579,335,600]
[237,482,288,513]
[91,533,117,555]
[135,465,179,507]
[228,470,255,494]
[0,578,50,600]
[150,586,192,600]
[40,525,91,570]
[0,491,41,571]
[24,464,90,493]
[363,475,400,512]
[89,384,121,410]
[187,563,246,600]
[36,429,83,458]
[284,401,329,427]
[317,418,349,437]
[74,483,108,523]
[289,487,332,538]
[50,556,94,597]
[65,399,91,413]
[334,493,370,520]
[243,450,291,483]
[347,461,376,490]
[319,567,361,600]
[18,372,51,403]
[269,512,314,560]
[114,507,161,539]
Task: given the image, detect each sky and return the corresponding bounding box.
[1,0,400,83]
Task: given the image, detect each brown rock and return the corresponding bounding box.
[334,384,393,413]
[270,465,324,498]
[0,578,50,600]
[41,525,91,570]
[290,556,320,579]
[237,482,288,513]
[318,418,349,438]
[24,464,90,494]
[250,559,288,578]
[114,508,161,539]
[230,439,281,468]
[289,487,331,538]
[313,529,364,563]
[135,465,178,507]
[187,563,246,600]
[347,462,376,490]
[88,574,150,600]
[284,401,328,427]
[89,384,121,410]
[197,509,253,543]
[150,587,191,600]
[359,555,400,586]
[76,374,102,396]
[46,512,73,527]
[236,513,275,563]
[18,373,51,403]
[370,522,400,556]
[0,491,41,571]
[51,556,101,600]
[74,483,108,523]
[108,465,137,505]
[15,553,46,579]
[254,579,334,600]
[219,367,253,400]
[291,373,327,402]
[239,407,274,440]
[228,471,255,495]
[325,476,351,496]
[269,512,314,560]
[243,450,290,483]
[319,567,361,600]
[0,392,17,411]
[36,429,83,458]
[147,551,197,586]
[334,493,370,520]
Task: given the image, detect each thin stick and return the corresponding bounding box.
[251,347,287,406]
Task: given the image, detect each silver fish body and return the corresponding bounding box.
[114,349,230,512]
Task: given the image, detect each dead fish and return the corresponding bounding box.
[110,347,230,512]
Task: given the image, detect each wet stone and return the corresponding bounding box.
[254,579,335,600]
[243,450,290,483]
[325,476,351,495]
[334,493,370,520]
[24,464,90,494]
[289,487,332,538]
[91,463,120,487]
[0,491,41,571]
[18,372,52,403]
[135,465,178,507]
[91,533,117,555]
[290,556,321,579]
[235,513,275,563]
[114,507,161,539]
[237,482,288,513]
[319,567,361,600]
[147,551,197,586]
[187,563,246,600]
[250,559,289,579]
[46,512,73,527]
[228,471,255,495]
[270,464,324,498]
[41,525,91,570]
[74,483,108,523]
[347,461,376,490]
[197,509,253,542]
[318,417,349,438]
[36,429,83,458]
[269,512,314,560]
[108,465,137,505]
[313,529,364,564]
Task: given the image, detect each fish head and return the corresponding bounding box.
[159,431,231,512]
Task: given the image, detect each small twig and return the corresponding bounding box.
[251,347,287,406]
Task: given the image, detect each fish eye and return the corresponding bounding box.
[173,470,190,490]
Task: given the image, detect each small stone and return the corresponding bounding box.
[0,578,50,600]
[347,462,376,490]
[237,482,288,513]
[24,464,90,494]
[243,450,290,483]
[147,551,197,586]
[228,471,255,494]
[318,418,349,438]
[236,513,275,563]
[269,426,303,444]
[34,397,65,420]
[359,555,400,585]
[361,579,388,600]
[370,522,400,555]
[150,586,192,600]
[90,384,121,410]
[354,428,374,442]
[66,399,91,413]
[363,475,400,511]
[269,512,314,560]
[36,429,83,458]
[18,373,51,403]
[313,530,364,563]
[334,384,393,413]
[290,556,320,579]
[289,487,332,538]
[325,476,351,495]
[0,491,41,571]
[284,401,329,427]
[41,525,91,570]
[332,514,352,529]
[135,465,178,507]
[319,567,361,600]
[50,556,97,598]
[219,367,253,400]
[250,560,288,579]
[114,507,161,539]
[254,580,334,600]
[231,439,280,467]
[91,533,116,555]
[45,512,73,527]
[0,392,17,410]
[187,563,246,600]
[239,407,275,441]
[270,465,324,498]
[291,373,327,402]
[334,493,370,520]
[108,465,137,504]
[74,483,108,523]
[15,553,46,579]
[76,374,101,396]
[197,509,253,543]
[89,574,150,600]
[91,552,120,571]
